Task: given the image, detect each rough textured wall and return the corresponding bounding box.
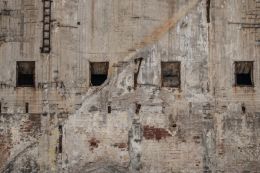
[0,0,260,173]
[210,0,260,172]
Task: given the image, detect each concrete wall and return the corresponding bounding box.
[0,0,260,173]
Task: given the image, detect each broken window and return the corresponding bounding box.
[17,61,35,87]
[90,62,109,86]
[161,62,181,88]
[235,61,254,86]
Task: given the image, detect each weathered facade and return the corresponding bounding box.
[0,0,260,172]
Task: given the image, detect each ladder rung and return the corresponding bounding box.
[42,0,52,53]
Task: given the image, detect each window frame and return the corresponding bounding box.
[16,61,35,87]
[234,61,254,87]
[89,61,109,87]
[161,61,181,88]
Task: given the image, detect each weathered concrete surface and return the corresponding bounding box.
[0,0,260,173]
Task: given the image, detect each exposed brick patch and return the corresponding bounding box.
[20,114,41,139]
[113,143,128,150]
[143,126,171,141]
[88,138,100,151]
[218,139,225,155]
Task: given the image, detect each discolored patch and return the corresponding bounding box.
[143,126,171,141]
[88,138,100,151]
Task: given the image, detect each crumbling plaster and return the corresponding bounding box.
[0,0,260,173]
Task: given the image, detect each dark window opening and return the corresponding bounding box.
[17,61,35,87]
[237,74,252,85]
[161,62,181,88]
[235,61,253,87]
[206,0,211,23]
[25,102,29,113]
[90,62,109,86]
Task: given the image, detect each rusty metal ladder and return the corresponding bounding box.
[41,0,52,53]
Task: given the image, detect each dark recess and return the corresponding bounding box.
[236,74,252,85]
[134,58,143,89]
[108,105,111,113]
[90,62,109,86]
[17,61,35,87]
[135,103,141,114]
[235,61,253,87]
[241,104,246,113]
[161,62,181,88]
[206,0,211,23]
[91,74,107,86]
[25,102,29,113]
[58,125,63,153]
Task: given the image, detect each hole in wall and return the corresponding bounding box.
[236,74,252,86]
[172,123,177,128]
[161,62,181,88]
[25,102,29,113]
[235,61,253,87]
[17,61,35,87]
[206,0,211,23]
[58,125,63,153]
[90,62,109,86]
[135,103,141,114]
[108,105,111,113]
[241,104,246,113]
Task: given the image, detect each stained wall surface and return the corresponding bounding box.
[0,0,260,173]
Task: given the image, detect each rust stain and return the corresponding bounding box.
[88,137,100,151]
[143,126,172,141]
[134,0,199,50]
[113,143,128,150]
[218,139,225,155]
[122,0,199,63]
